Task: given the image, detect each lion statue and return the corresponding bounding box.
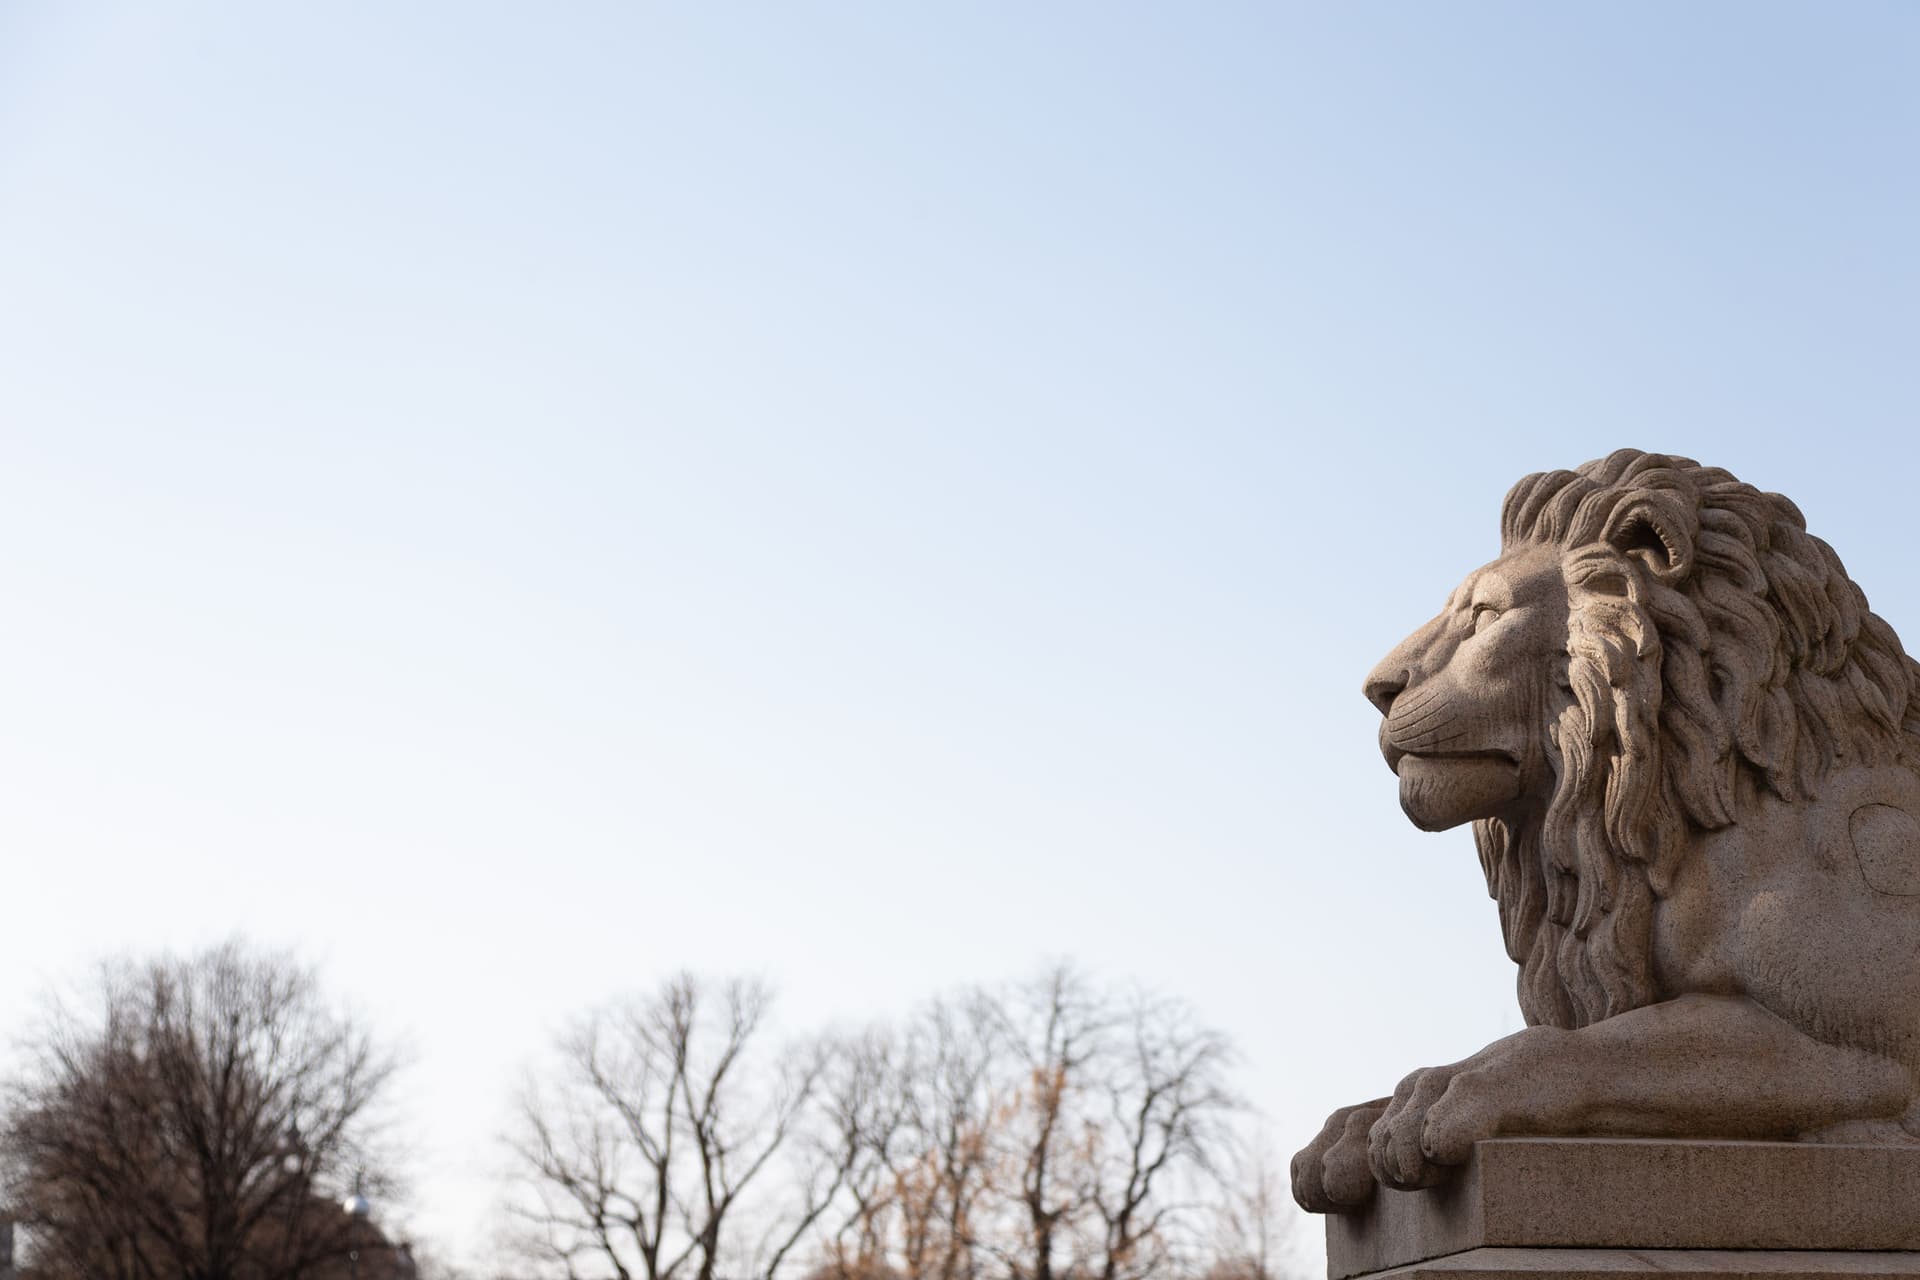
[1293,448,1920,1214]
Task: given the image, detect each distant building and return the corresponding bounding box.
[326,1212,418,1280]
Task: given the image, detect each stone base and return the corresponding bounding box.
[1365,1249,1920,1279]
[1329,1139,1920,1280]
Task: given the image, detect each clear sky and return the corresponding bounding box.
[1,1,1916,1266]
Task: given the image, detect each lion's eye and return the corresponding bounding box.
[1471,604,1501,634]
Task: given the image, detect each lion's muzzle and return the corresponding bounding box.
[1381,683,1468,764]
[1378,682,1523,829]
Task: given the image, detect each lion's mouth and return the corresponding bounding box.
[1383,744,1517,775]
[1393,751,1524,832]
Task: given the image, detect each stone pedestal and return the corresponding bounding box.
[1328,1139,1920,1280]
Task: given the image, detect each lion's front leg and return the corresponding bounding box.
[1362,994,1914,1194]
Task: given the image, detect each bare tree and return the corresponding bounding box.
[509,974,838,1280]
[995,967,1104,1280]
[806,1028,908,1280]
[510,967,1241,1280]
[815,995,1005,1280]
[1084,993,1234,1280]
[0,940,401,1280]
[1203,1133,1299,1280]
[901,995,1003,1280]
[813,967,1237,1280]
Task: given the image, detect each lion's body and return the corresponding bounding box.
[1657,764,1920,1074]
[1474,453,1920,1047]
[1294,450,1920,1214]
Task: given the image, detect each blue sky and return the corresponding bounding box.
[2,2,1917,1264]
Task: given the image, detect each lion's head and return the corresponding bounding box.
[1365,449,1920,1030]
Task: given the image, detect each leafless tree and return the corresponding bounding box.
[1082,992,1234,1280]
[1203,1133,1297,1280]
[805,1028,906,1280]
[508,974,840,1280]
[899,995,1003,1280]
[509,967,1244,1280]
[813,966,1237,1280]
[994,966,1104,1280]
[813,995,1004,1280]
[0,940,401,1280]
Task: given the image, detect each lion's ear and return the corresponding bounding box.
[1605,499,1693,586]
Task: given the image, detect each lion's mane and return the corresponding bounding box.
[1477,449,1920,1029]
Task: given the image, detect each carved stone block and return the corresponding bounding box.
[1330,1139,1920,1280]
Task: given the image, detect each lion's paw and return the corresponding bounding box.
[1291,1098,1389,1213]
[1367,1063,1503,1189]
[1420,1066,1505,1164]
[1365,1028,1568,1191]
[1369,1064,1457,1189]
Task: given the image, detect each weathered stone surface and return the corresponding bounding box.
[1359,1249,1920,1280]
[1292,452,1920,1216]
[1328,1138,1920,1279]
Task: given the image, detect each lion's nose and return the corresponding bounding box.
[1363,667,1408,717]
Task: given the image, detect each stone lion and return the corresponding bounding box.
[1293,448,1920,1214]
